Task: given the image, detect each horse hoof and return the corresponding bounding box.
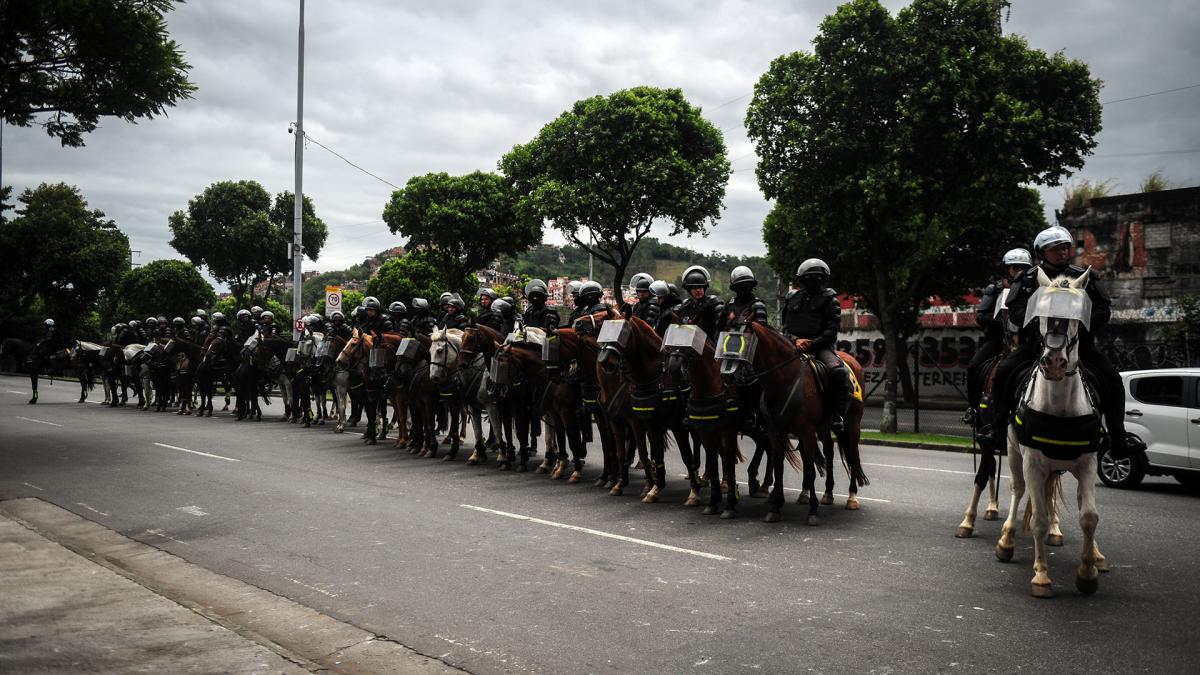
[1046,534,1064,547]
[845,497,860,511]
[983,509,1000,521]
[499,463,511,471]
[763,511,782,524]
[1097,558,1111,574]
[807,515,820,527]
[995,545,1015,562]
[819,493,834,506]
[551,465,566,480]
[642,490,659,504]
[442,453,454,462]
[702,505,719,516]
[956,527,974,539]
[516,464,528,473]
[684,493,701,508]
[1075,573,1099,595]
[795,491,809,505]
[568,471,582,484]
[1031,583,1054,599]
[720,509,737,520]
[608,485,623,497]
[604,480,618,491]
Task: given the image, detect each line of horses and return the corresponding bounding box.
[4,275,1114,597]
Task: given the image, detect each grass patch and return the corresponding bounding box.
[860,430,973,447]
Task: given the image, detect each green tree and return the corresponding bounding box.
[168,180,327,307]
[116,259,215,321]
[0,183,129,335]
[0,0,196,147]
[366,250,477,309]
[213,296,292,329]
[501,86,730,297]
[745,0,1101,431]
[382,171,539,295]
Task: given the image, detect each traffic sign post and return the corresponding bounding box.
[325,285,342,314]
[295,318,305,333]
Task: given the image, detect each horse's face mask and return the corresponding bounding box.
[596,319,630,373]
[715,331,756,379]
[1028,269,1091,382]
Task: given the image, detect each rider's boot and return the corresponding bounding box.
[826,366,850,433]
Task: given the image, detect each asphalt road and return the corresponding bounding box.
[2,374,1198,674]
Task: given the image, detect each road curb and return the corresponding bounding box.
[0,497,466,675]
[859,438,977,454]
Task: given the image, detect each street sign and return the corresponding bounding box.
[295,318,305,332]
[325,285,342,313]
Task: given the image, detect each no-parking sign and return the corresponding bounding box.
[294,318,305,332]
[325,285,342,313]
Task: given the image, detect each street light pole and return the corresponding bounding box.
[291,0,305,339]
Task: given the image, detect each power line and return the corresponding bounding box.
[1102,83,1200,105]
[302,132,402,190]
[1092,147,1200,158]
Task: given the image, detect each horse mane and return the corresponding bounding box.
[470,324,502,343]
[750,321,793,351]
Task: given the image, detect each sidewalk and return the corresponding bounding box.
[0,510,307,674]
[0,498,464,675]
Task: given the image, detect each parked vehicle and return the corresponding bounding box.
[1099,368,1200,489]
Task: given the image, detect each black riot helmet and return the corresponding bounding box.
[411,298,430,314]
[681,265,711,290]
[525,279,548,302]
[579,281,603,304]
[388,300,407,317]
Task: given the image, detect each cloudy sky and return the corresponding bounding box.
[6,0,1199,276]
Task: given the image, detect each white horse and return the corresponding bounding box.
[994,268,1109,598]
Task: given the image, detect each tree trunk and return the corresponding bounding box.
[873,249,899,433]
[611,259,629,312]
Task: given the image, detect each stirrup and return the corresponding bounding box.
[829,415,844,432]
[961,408,976,425]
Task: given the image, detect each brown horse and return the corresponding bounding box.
[457,325,505,463]
[740,322,869,524]
[550,326,620,487]
[390,333,439,456]
[491,339,542,471]
[662,328,743,517]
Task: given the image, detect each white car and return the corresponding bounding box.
[1099,368,1200,489]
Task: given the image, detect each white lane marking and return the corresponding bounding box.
[176,505,208,517]
[145,528,188,545]
[461,504,733,562]
[677,474,891,503]
[7,390,26,395]
[864,461,978,477]
[286,577,338,598]
[153,442,240,462]
[76,502,110,517]
[23,482,44,491]
[16,416,63,427]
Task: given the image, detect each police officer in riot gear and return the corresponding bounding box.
[234,309,256,342]
[677,266,723,341]
[721,266,770,332]
[491,298,520,336]
[259,310,279,337]
[360,296,387,338]
[172,317,194,342]
[781,258,849,432]
[438,294,470,330]
[577,281,607,315]
[964,248,1032,425]
[250,305,264,322]
[326,310,352,340]
[388,301,410,336]
[522,279,558,331]
[644,280,679,336]
[984,226,1140,459]
[410,298,437,336]
[625,272,656,323]
[474,288,503,332]
[144,316,159,340]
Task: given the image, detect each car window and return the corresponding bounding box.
[1131,376,1185,407]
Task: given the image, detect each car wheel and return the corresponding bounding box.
[1097,445,1145,489]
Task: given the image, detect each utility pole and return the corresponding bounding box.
[291,0,305,339]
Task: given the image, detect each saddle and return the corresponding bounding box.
[999,362,1106,460]
[804,354,862,401]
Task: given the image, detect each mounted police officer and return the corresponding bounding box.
[210,312,232,343]
[172,317,194,342]
[491,298,520,336]
[326,310,352,341]
[193,309,210,341]
[438,294,470,330]
[250,305,264,323]
[720,266,770,332]
[781,258,849,432]
[522,279,558,331]
[566,281,587,323]
[360,296,387,338]
[388,301,410,336]
[144,316,160,341]
[577,281,607,316]
[965,248,1032,426]
[984,226,1140,459]
[645,280,679,336]
[234,309,256,343]
[678,266,723,341]
[474,287,503,332]
[259,310,279,337]
[624,273,656,323]
[410,298,437,336]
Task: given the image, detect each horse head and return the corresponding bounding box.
[429,328,463,384]
[336,328,369,368]
[1034,267,1091,382]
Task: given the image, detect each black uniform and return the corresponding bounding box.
[360,313,387,339]
[987,263,1128,453]
[781,285,848,426]
[438,311,469,331]
[524,301,559,331]
[720,290,769,332]
[474,308,503,333]
[678,294,723,343]
[966,280,1008,412]
[624,298,656,324]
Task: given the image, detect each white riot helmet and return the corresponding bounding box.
[629,272,654,291]
[1033,226,1073,253]
[566,281,583,297]
[681,265,711,289]
[730,266,756,289]
[1002,248,1033,267]
[796,258,830,279]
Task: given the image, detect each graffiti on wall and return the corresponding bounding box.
[839,329,982,399]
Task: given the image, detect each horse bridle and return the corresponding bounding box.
[431,336,461,379]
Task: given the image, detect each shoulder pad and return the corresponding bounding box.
[821,288,838,298]
[785,289,798,300]
[751,300,767,310]
[1067,264,1088,276]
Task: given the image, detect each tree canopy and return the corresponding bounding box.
[0,0,196,147]
[366,250,477,310]
[168,180,327,306]
[0,183,130,335]
[116,258,215,321]
[213,296,292,329]
[745,0,1101,430]
[382,171,539,295]
[501,86,730,295]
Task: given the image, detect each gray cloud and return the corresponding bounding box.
[5,0,1198,277]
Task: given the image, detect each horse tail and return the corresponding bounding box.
[835,351,869,486]
[784,436,804,473]
[1021,475,1061,534]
